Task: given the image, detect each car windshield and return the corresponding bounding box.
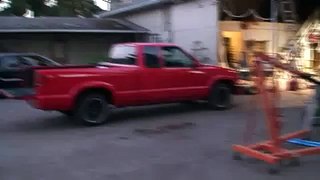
[22,56,60,66]
[107,45,136,65]
[1,56,20,70]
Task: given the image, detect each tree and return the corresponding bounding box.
[57,0,102,17]
[0,0,102,17]
[0,0,27,16]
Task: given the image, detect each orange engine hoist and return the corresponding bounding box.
[232,52,320,174]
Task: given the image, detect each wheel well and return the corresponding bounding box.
[74,88,113,106]
[213,79,235,93]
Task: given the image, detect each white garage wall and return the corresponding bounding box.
[171,1,218,64]
[117,1,219,64]
[125,9,166,39]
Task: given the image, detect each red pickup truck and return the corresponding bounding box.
[3,43,239,125]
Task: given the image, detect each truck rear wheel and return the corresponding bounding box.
[208,83,232,110]
[74,92,111,126]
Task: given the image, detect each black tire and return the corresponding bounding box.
[288,157,301,167]
[74,93,111,126]
[268,162,281,175]
[208,83,232,110]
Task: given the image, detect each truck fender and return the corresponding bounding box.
[207,75,236,90]
[69,81,116,105]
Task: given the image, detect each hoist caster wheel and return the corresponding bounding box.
[232,152,242,161]
[288,157,301,167]
[268,162,281,174]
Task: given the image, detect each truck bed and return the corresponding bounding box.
[0,64,97,99]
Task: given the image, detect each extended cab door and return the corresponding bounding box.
[159,46,209,100]
[139,45,172,103]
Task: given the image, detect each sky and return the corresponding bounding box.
[0,0,111,11]
[95,0,111,11]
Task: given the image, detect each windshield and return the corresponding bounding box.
[21,56,60,67]
[107,45,137,65]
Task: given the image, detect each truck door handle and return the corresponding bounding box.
[189,71,205,74]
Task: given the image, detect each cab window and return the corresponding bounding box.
[1,56,20,70]
[161,47,194,68]
[143,46,160,68]
[21,56,49,66]
[107,45,137,65]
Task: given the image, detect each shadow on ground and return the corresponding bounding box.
[1,102,210,132]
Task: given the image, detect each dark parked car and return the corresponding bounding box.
[0,53,60,98]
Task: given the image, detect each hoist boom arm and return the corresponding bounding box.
[255,52,320,85]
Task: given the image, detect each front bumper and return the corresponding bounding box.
[235,80,258,95]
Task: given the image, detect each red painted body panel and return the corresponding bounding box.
[26,43,239,111]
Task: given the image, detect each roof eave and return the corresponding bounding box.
[97,0,172,18]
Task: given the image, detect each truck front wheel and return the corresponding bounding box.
[74,92,111,126]
[208,83,232,110]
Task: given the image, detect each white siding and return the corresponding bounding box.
[125,9,165,38]
[171,1,218,64]
[117,1,219,64]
